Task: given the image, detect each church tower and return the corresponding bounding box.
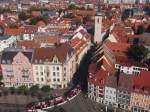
[94,0,102,44]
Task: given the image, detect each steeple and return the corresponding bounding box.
[97,0,102,16]
[94,0,103,44]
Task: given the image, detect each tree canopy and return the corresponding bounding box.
[127,45,148,62]
[30,84,40,94]
[18,12,29,21]
[136,25,145,34]
[41,85,51,93]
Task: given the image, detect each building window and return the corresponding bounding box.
[36,72,38,75]
[57,67,59,71]
[37,78,39,81]
[64,73,66,76]
[41,72,43,76]
[40,66,43,70]
[35,66,38,70]
[57,79,60,82]
[41,78,44,82]
[53,78,56,82]
[53,66,55,71]
[53,72,56,76]
[64,67,66,71]
[47,72,49,77]
[57,72,59,76]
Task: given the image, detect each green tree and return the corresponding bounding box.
[30,16,47,25]
[127,45,148,62]
[18,12,28,21]
[9,87,16,94]
[17,85,29,93]
[136,25,145,34]
[68,4,77,10]
[41,85,51,93]
[30,84,40,94]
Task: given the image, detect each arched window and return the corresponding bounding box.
[97,18,99,23]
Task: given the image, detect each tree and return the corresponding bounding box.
[30,16,47,25]
[18,12,28,21]
[127,45,148,62]
[9,87,16,94]
[41,85,51,93]
[30,84,40,94]
[0,75,3,82]
[146,25,150,33]
[136,25,145,34]
[68,4,77,10]
[17,85,29,94]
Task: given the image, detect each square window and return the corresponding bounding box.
[53,78,56,82]
[41,78,44,81]
[53,72,56,76]
[57,72,59,76]
[57,67,59,71]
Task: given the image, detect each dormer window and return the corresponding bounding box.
[54,60,57,63]
[2,60,6,64]
[35,59,38,64]
[39,59,42,63]
[7,60,11,64]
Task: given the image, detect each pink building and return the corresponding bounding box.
[1,48,34,87]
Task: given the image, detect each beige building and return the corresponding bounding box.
[32,43,76,89]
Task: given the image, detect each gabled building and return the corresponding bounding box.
[1,48,34,87]
[32,43,76,89]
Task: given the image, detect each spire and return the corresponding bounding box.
[97,0,101,13]
[97,0,102,16]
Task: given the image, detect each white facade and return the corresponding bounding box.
[94,13,102,43]
[88,83,104,103]
[0,36,17,52]
[33,54,76,89]
[104,86,117,107]
[115,64,148,75]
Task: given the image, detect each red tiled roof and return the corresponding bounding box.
[116,54,148,68]
[33,43,74,63]
[105,41,130,53]
[88,69,109,87]
[132,71,150,95]
[17,41,41,49]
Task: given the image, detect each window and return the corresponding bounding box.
[53,78,56,82]
[41,78,44,81]
[41,72,43,76]
[64,67,66,71]
[64,73,66,76]
[57,72,59,76]
[53,66,55,71]
[47,72,49,77]
[57,79,60,82]
[35,66,38,70]
[97,18,99,23]
[40,66,43,70]
[36,72,38,75]
[53,72,56,76]
[37,78,39,81]
[54,60,57,63]
[57,67,59,71]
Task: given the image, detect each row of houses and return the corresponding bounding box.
[0,25,91,89]
[88,41,150,112]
